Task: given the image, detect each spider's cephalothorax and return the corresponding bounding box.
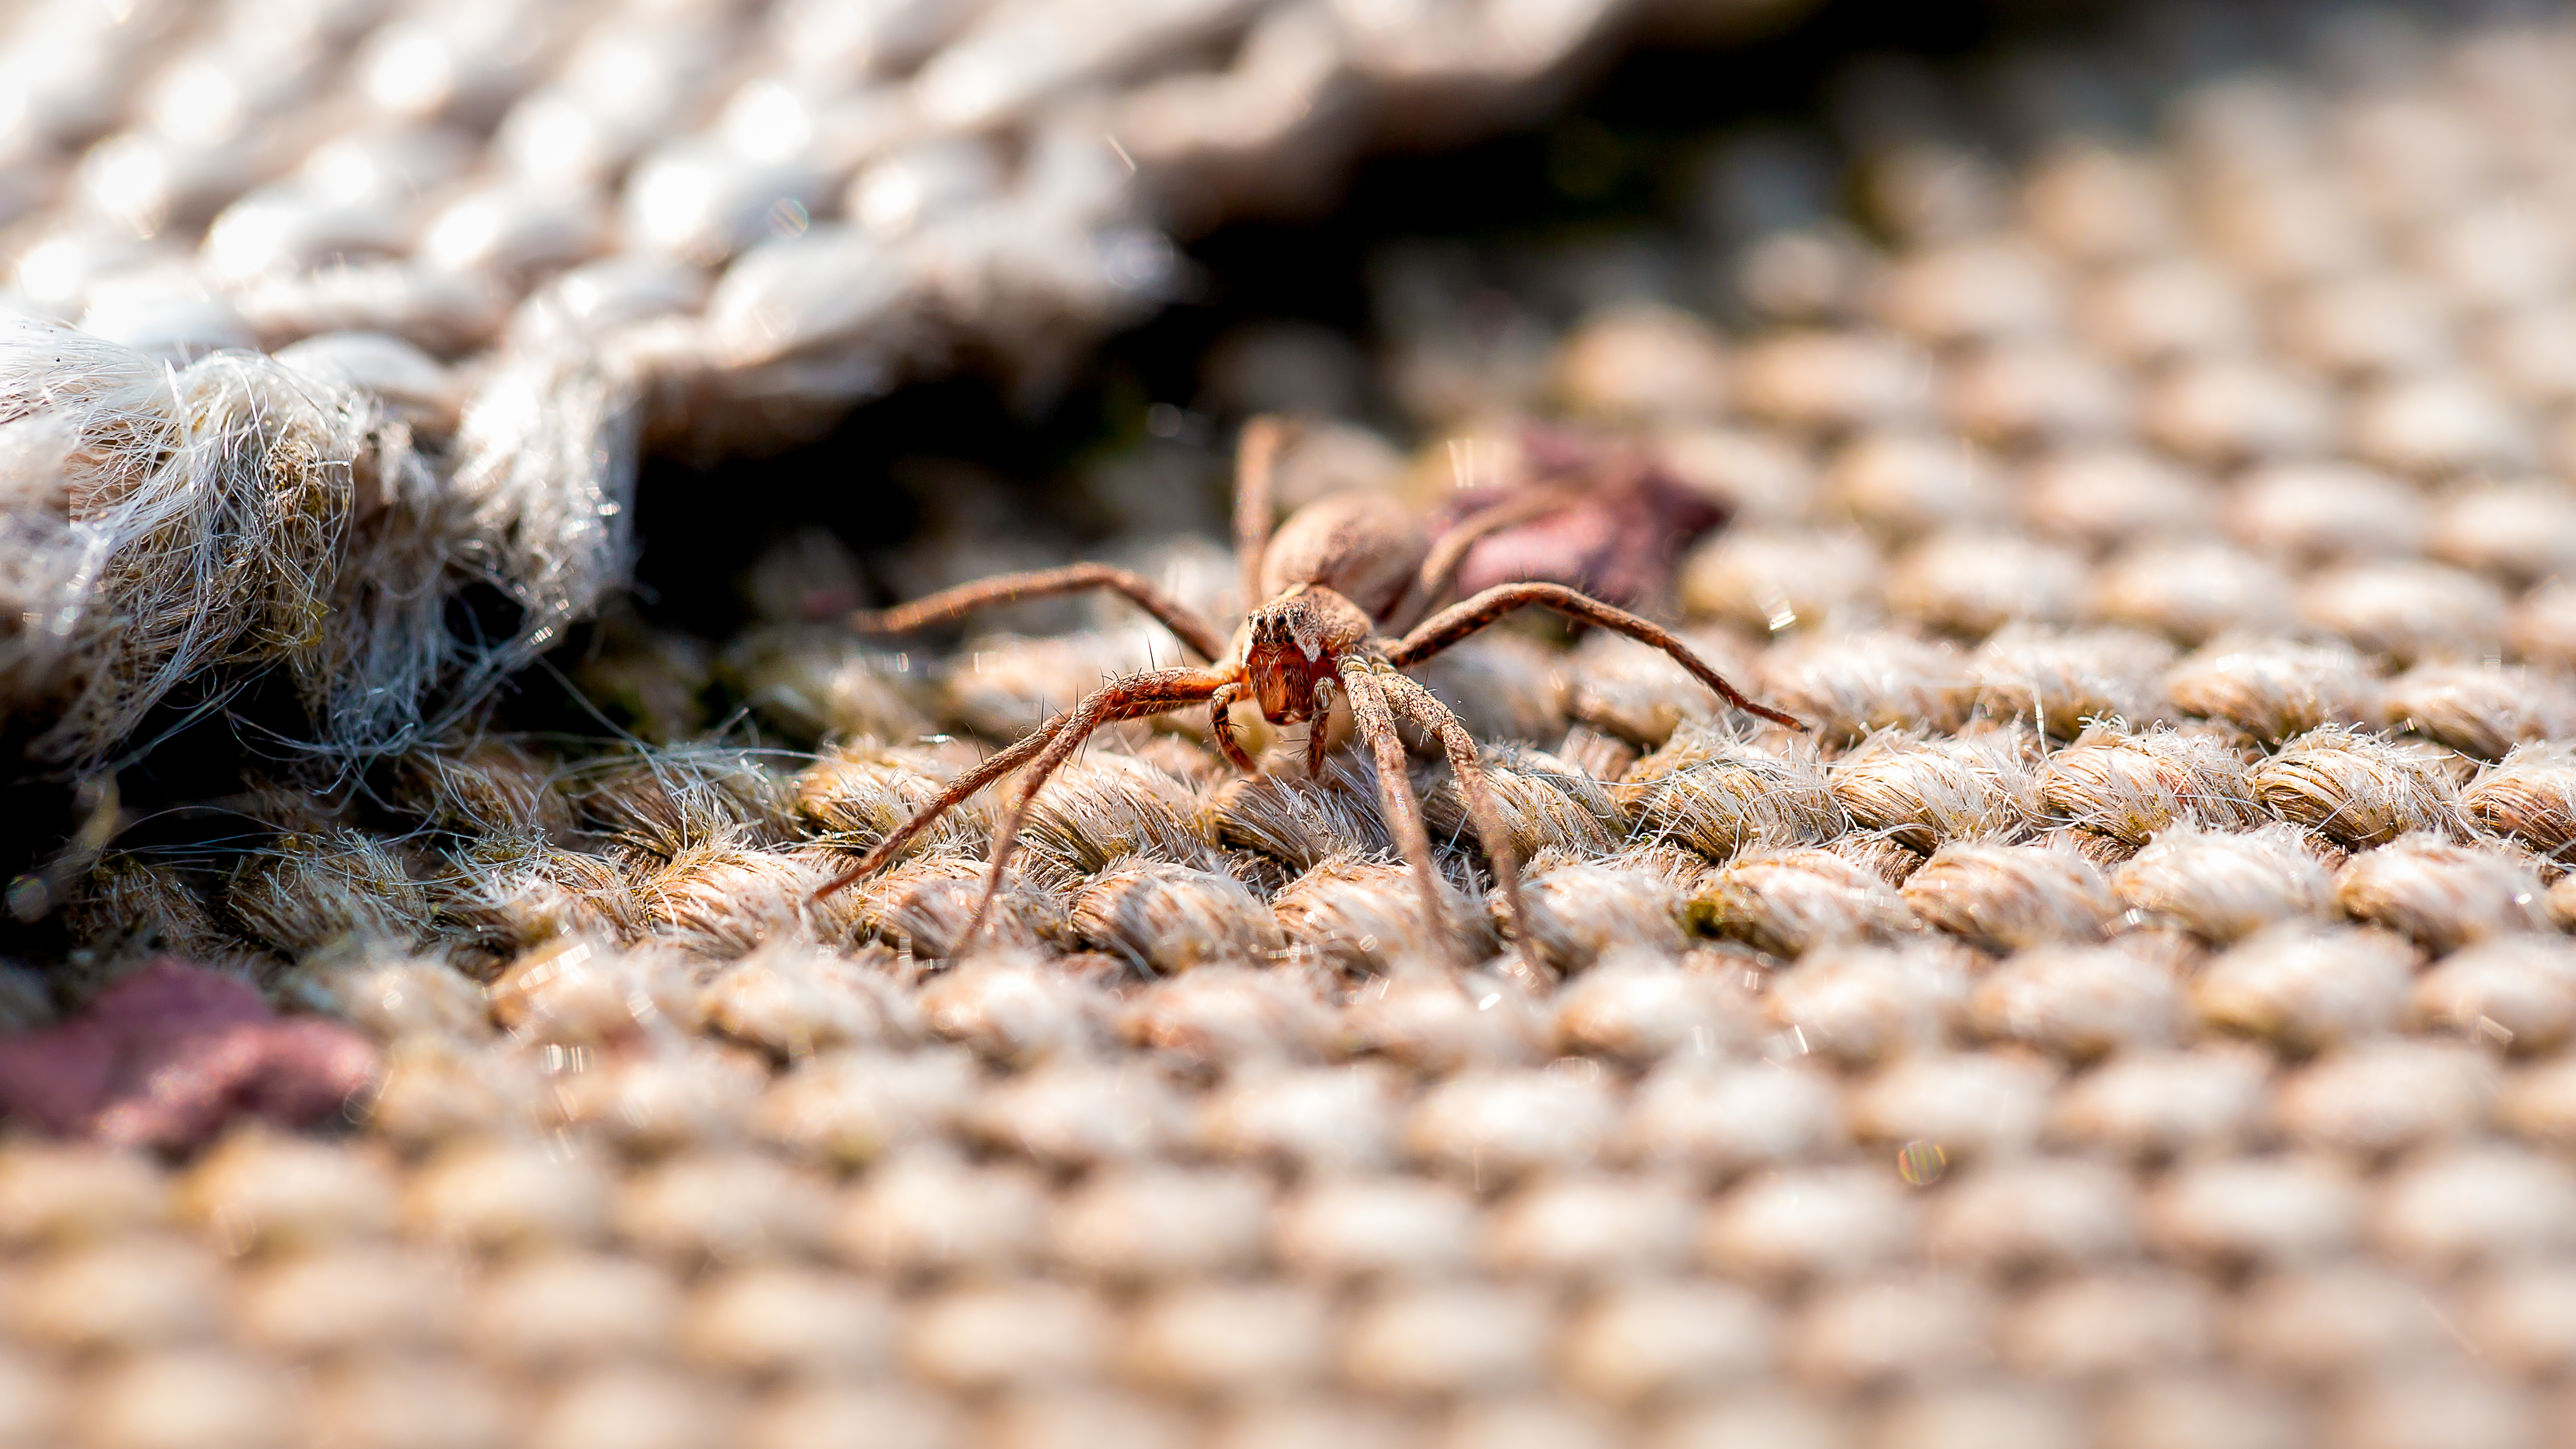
[1240,586,1374,723]
[815,418,1802,974]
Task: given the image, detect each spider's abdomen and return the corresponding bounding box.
[1259,492,1428,623]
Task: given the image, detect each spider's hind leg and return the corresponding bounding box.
[950,666,1234,955]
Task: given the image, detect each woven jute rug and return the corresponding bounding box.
[15,2,2576,1448]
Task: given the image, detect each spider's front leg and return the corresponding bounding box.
[1378,671,1541,981]
[1337,658,1461,964]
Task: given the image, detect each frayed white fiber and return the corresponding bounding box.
[0,313,467,763]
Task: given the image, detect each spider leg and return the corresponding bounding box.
[1209,681,1256,774]
[848,563,1228,663]
[811,720,1067,900]
[1382,484,1584,634]
[1234,416,1291,613]
[1305,676,1335,780]
[952,666,1232,954]
[1379,671,1542,981]
[1339,659,1459,964]
[1388,581,1804,731]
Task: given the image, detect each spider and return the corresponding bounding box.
[814,418,1803,970]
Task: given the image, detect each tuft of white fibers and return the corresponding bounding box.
[1829,729,2038,853]
[1422,744,1625,862]
[1920,1156,2139,1274]
[2332,833,2545,957]
[2382,663,2576,761]
[1213,751,1403,875]
[1754,630,1975,745]
[847,853,1069,962]
[0,323,394,762]
[1613,1055,1847,1180]
[2372,1145,2576,1271]
[1549,950,1762,1065]
[935,627,1175,741]
[2296,559,2508,667]
[2044,1044,2272,1161]
[2190,924,2414,1053]
[749,1051,979,1170]
[1509,846,1695,971]
[1118,964,1339,1072]
[1196,1061,1407,1175]
[1900,840,2119,952]
[284,950,490,1045]
[1703,1165,1922,1288]
[1821,428,2007,542]
[2461,743,2576,861]
[1012,751,1225,894]
[1692,848,1921,958]
[65,855,244,970]
[1764,941,1973,1065]
[1968,939,2188,1061]
[1401,1064,1620,1183]
[224,829,431,961]
[2145,1157,2368,1273]
[1565,625,1761,749]
[2249,724,2463,848]
[1615,724,1843,863]
[2509,578,2576,669]
[1481,1171,1699,1280]
[1844,1050,2058,1160]
[565,744,798,859]
[396,735,575,841]
[1940,339,2131,451]
[793,744,992,861]
[1268,855,1480,979]
[2429,478,2576,588]
[640,842,854,959]
[2272,1039,2498,1157]
[1072,862,1285,975]
[1967,624,2176,742]
[431,834,646,963]
[1884,530,2087,640]
[723,625,936,746]
[2413,935,2576,1055]
[2225,460,2425,567]
[2166,635,2377,746]
[1734,331,1938,436]
[2089,540,2296,648]
[698,943,918,1061]
[2016,448,2217,555]
[2113,823,2333,944]
[1676,526,1883,638]
[2036,726,2264,846]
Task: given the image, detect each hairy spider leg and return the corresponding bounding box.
[950,666,1234,953]
[1339,659,1460,963]
[847,562,1229,663]
[811,723,1067,899]
[1391,582,1804,731]
[1381,483,1586,634]
[1233,416,1291,614]
[1306,677,1336,780]
[1378,670,1540,980]
[1208,680,1256,773]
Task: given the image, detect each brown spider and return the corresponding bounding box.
[815,418,1802,969]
